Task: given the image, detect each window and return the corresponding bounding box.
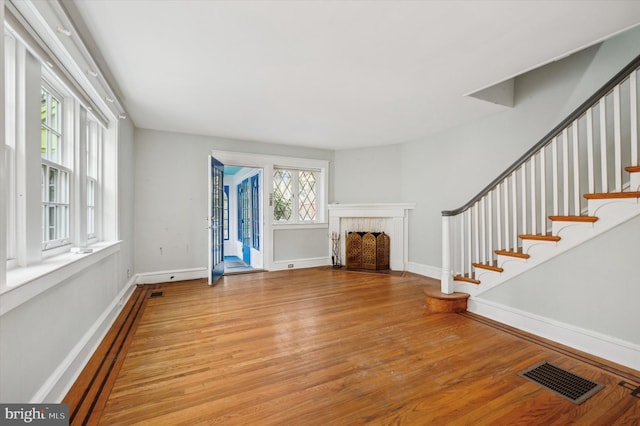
[41,86,70,249]
[87,118,103,239]
[223,186,229,240]
[5,31,16,261]
[251,175,260,249]
[273,168,318,223]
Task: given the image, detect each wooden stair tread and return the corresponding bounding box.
[549,215,598,223]
[495,248,530,259]
[625,166,640,173]
[453,274,480,285]
[472,262,504,273]
[519,234,561,242]
[584,191,640,199]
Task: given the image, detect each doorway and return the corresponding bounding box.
[222,165,264,274]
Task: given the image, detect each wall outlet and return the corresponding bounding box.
[288,264,294,269]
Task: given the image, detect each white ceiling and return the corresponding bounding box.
[71,0,640,150]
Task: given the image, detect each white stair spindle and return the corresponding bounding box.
[480,198,486,263]
[586,108,595,193]
[460,211,465,275]
[488,191,493,261]
[474,203,480,264]
[540,148,547,234]
[562,128,570,216]
[530,154,537,234]
[521,165,527,235]
[552,137,559,215]
[496,182,502,252]
[467,208,472,274]
[631,70,638,167]
[504,179,510,251]
[572,121,580,215]
[600,97,608,193]
[613,84,622,192]
[511,171,518,247]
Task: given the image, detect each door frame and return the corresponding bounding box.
[210,150,329,272]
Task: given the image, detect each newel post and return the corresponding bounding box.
[441,215,454,294]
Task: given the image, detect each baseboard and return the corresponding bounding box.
[468,297,640,371]
[32,276,137,403]
[136,267,208,284]
[407,262,441,280]
[271,256,330,271]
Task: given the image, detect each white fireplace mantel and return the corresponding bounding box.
[328,203,415,271]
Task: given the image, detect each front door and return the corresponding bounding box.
[209,156,224,285]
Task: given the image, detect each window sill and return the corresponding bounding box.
[1,241,121,316]
[272,222,329,230]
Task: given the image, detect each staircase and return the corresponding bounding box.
[440,54,640,297]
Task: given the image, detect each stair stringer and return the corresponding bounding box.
[453,198,640,297]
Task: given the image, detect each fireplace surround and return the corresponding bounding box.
[328,203,415,271]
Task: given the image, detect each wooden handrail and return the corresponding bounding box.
[442,53,640,217]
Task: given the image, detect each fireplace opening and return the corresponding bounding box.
[346,231,390,270]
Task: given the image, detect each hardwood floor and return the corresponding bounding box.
[65,268,640,425]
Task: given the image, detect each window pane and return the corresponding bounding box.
[48,168,57,202]
[41,89,47,124]
[50,96,61,132]
[41,126,47,157]
[48,206,56,240]
[299,171,317,221]
[51,133,59,162]
[273,169,293,222]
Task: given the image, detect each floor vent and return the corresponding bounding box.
[519,361,604,404]
[149,291,164,298]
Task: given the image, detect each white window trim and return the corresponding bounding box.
[273,166,322,225]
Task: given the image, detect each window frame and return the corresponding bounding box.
[4,30,17,266]
[273,167,320,225]
[40,83,71,251]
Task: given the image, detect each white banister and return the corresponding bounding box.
[572,121,580,215]
[474,203,480,263]
[600,98,608,192]
[586,108,595,193]
[613,84,622,192]
[530,154,537,234]
[487,191,493,262]
[562,128,570,215]
[504,179,510,251]
[632,71,638,166]
[521,165,527,234]
[552,137,559,215]
[511,172,518,248]
[540,149,547,234]
[480,198,486,263]
[496,182,502,251]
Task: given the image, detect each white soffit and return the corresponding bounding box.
[71,0,640,150]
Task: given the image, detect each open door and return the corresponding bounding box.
[209,156,224,285]
[239,178,251,265]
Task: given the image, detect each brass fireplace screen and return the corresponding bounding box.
[345,232,390,270]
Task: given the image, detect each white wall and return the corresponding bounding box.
[0,118,136,403]
[333,26,640,274]
[479,214,640,346]
[134,128,334,274]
